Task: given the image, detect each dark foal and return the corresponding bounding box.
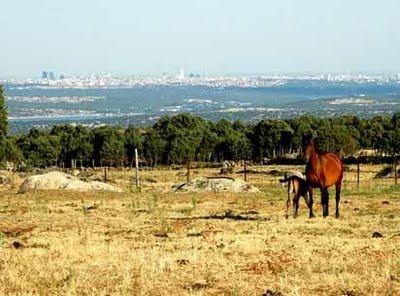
[280,174,315,218]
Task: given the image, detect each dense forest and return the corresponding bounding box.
[0,86,399,169]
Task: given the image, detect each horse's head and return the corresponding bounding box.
[303,139,315,161]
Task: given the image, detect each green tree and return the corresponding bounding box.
[143,129,165,166]
[92,126,125,167]
[124,125,143,166]
[0,86,8,138]
[4,136,23,167]
[197,124,218,162]
[287,116,316,153]
[251,119,293,159]
[154,114,206,164]
[51,125,93,167]
[17,129,60,168]
[212,119,251,161]
[388,112,400,155]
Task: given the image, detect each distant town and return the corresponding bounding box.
[1,70,400,133]
[2,70,400,89]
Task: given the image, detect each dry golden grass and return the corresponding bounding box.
[0,165,400,295]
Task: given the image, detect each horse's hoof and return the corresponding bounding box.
[309,214,315,218]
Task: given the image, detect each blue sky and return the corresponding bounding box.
[1,0,400,76]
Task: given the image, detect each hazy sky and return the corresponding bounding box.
[2,0,400,77]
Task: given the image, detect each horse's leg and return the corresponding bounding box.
[320,188,324,216]
[335,182,341,218]
[293,194,300,218]
[325,188,330,217]
[286,181,291,219]
[321,187,329,217]
[308,188,315,218]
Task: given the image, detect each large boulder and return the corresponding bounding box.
[18,171,122,193]
[173,177,260,193]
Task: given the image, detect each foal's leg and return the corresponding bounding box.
[335,182,341,218]
[307,188,315,218]
[321,188,329,217]
[293,194,300,218]
[286,181,291,219]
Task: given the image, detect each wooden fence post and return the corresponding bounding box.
[186,158,191,183]
[104,166,107,183]
[244,160,247,182]
[135,148,140,188]
[395,154,398,186]
[356,160,360,188]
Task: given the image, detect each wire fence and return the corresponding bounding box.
[60,158,399,193]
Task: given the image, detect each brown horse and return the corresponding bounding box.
[304,140,344,218]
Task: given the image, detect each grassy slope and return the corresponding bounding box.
[0,165,399,295]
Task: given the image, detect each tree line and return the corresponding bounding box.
[0,86,399,169]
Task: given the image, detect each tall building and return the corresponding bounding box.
[41,71,48,79]
[49,71,56,81]
[177,68,185,80]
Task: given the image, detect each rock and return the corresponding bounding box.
[154,232,169,238]
[191,279,208,290]
[12,241,24,249]
[90,181,123,192]
[341,290,358,296]
[173,177,260,193]
[372,231,383,238]
[262,289,283,296]
[88,175,103,182]
[18,171,122,193]
[71,169,81,177]
[187,231,203,237]
[176,259,189,265]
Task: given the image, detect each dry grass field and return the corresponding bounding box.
[0,165,400,295]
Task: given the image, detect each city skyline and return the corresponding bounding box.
[2,0,400,76]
